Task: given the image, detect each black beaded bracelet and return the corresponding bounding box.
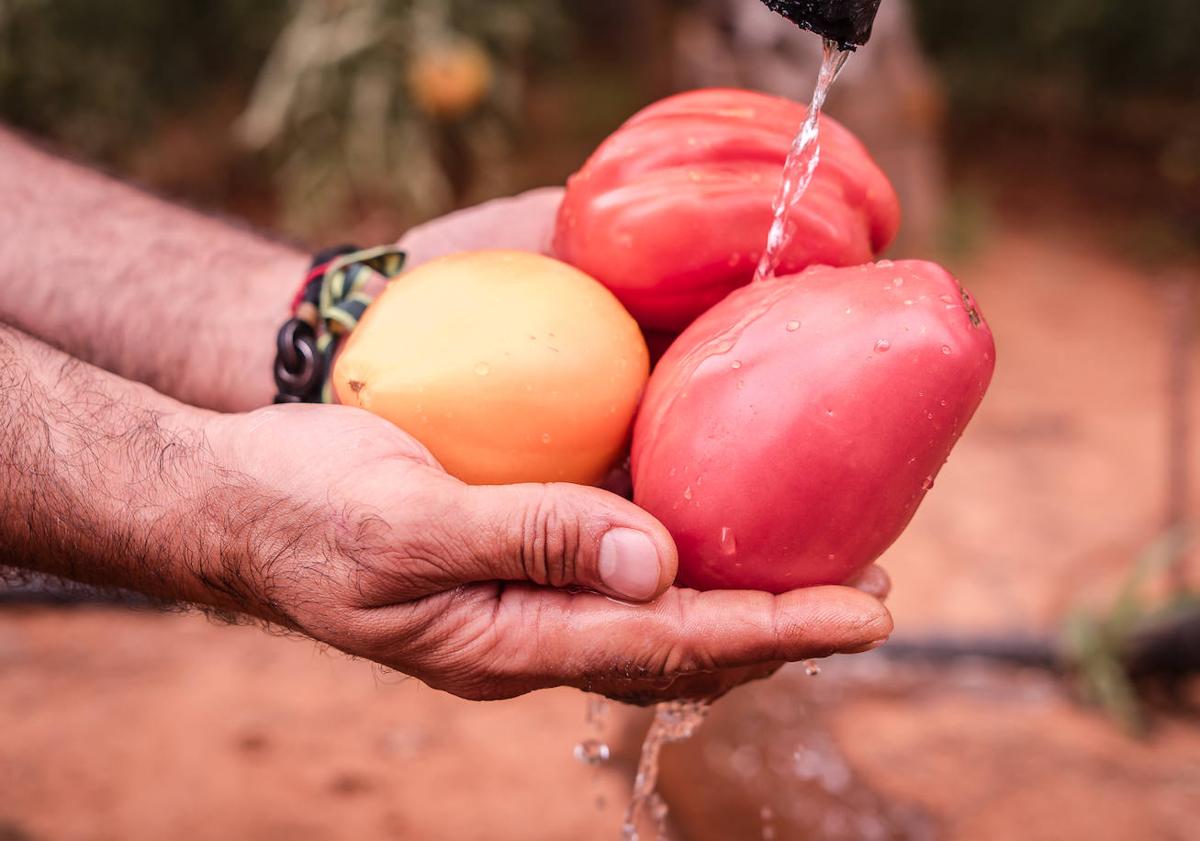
[273,244,406,404]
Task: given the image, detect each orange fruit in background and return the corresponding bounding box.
[333,250,650,486]
[407,39,493,119]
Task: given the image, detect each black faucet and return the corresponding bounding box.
[760,0,884,50]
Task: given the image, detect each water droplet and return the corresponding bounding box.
[786,320,801,332]
[921,475,935,491]
[719,527,737,556]
[939,294,956,304]
[903,299,914,306]
[730,360,743,369]
[474,362,490,376]
[761,805,777,841]
[574,739,611,766]
[683,486,693,501]
[892,276,905,287]
[844,307,853,315]
[716,339,735,354]
[874,339,891,353]
[541,432,552,444]
[804,660,822,676]
[687,170,702,182]
[728,253,742,267]
[876,259,895,269]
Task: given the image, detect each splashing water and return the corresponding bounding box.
[621,700,711,841]
[754,38,852,283]
[576,694,612,768]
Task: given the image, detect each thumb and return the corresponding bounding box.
[446,482,678,602]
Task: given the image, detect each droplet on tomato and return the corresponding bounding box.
[874,339,891,353]
[921,476,935,491]
[719,527,737,556]
[474,362,490,376]
[786,320,801,332]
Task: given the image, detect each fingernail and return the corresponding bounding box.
[598,528,662,601]
[846,637,890,654]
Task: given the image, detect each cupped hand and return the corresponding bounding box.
[204,404,892,704]
[397,187,565,268]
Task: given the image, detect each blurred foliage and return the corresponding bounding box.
[0,0,288,160]
[233,0,570,238]
[0,0,1196,242]
[910,0,1200,166]
[912,0,1199,101]
[1065,527,1198,735]
[912,0,1199,257]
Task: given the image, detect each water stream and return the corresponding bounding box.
[621,700,712,841]
[609,36,854,841]
[754,38,852,282]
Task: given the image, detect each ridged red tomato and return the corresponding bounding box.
[631,261,995,592]
[554,88,901,332]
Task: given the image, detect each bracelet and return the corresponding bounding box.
[273,244,406,404]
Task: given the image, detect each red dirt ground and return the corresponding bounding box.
[2,211,1198,840]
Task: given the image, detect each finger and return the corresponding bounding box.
[846,565,891,600]
[483,584,892,687]
[423,481,679,602]
[398,187,565,269]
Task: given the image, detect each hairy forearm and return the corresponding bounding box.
[0,127,307,412]
[0,323,307,621]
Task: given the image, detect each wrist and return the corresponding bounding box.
[187,408,337,629]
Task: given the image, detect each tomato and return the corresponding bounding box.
[631,261,995,592]
[554,88,901,332]
[334,250,649,486]
[407,39,493,119]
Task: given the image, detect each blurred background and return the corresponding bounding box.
[1,1,1198,839]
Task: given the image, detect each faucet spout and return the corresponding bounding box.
[760,0,884,49]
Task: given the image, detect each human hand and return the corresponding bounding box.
[201,404,892,704]
[397,187,565,269]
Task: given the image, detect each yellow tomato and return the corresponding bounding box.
[333,250,650,485]
[407,40,493,119]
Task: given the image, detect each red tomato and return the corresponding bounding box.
[554,88,901,332]
[631,261,995,592]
